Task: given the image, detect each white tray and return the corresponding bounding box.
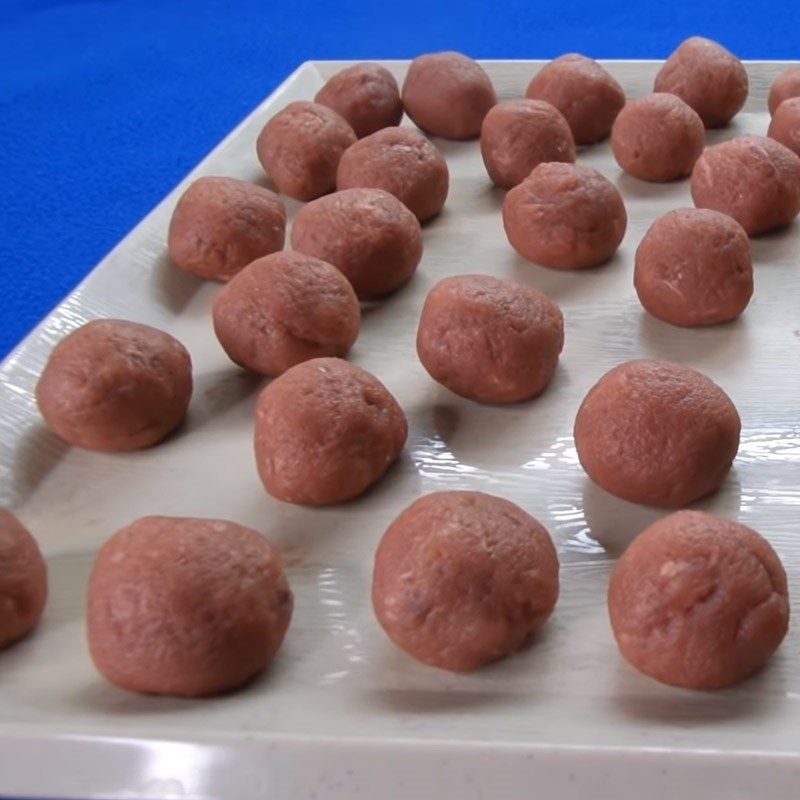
[1,60,799,800]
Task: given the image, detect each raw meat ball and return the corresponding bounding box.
[416,275,564,403]
[608,510,789,689]
[254,358,407,505]
[574,359,740,507]
[525,54,625,144]
[654,36,748,128]
[691,135,800,236]
[0,509,47,649]
[315,63,403,138]
[87,516,292,697]
[256,101,356,201]
[167,177,286,281]
[402,51,497,140]
[290,188,423,299]
[503,162,627,269]
[336,126,449,222]
[768,65,800,115]
[480,99,576,189]
[634,208,753,326]
[36,320,192,452]
[213,251,360,376]
[372,491,559,671]
[611,93,705,182]
[768,97,800,157]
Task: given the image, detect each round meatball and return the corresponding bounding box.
[213,252,360,377]
[574,360,740,508]
[314,63,403,138]
[611,93,705,182]
[634,209,753,326]
[256,101,356,201]
[654,37,748,128]
[769,65,800,115]
[87,516,292,697]
[416,275,564,403]
[0,509,47,649]
[290,188,423,299]
[336,127,449,222]
[691,135,800,236]
[254,358,407,505]
[401,51,496,140]
[36,320,192,452]
[503,162,627,270]
[608,510,789,690]
[525,54,625,144]
[372,491,559,671]
[167,177,286,282]
[480,99,576,189]
[768,97,800,157]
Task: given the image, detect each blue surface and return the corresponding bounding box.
[2,0,799,358]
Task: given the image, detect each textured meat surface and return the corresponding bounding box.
[0,509,47,649]
[480,99,575,189]
[36,319,193,452]
[611,93,705,182]
[654,36,748,128]
[315,63,403,138]
[254,357,407,505]
[634,208,753,326]
[416,274,564,403]
[574,359,741,507]
[290,188,422,299]
[167,176,286,281]
[402,51,497,140]
[608,510,789,689]
[256,101,356,201]
[525,54,625,144]
[503,162,627,270]
[87,516,292,697]
[213,251,360,376]
[690,135,800,235]
[336,126,449,222]
[372,491,559,671]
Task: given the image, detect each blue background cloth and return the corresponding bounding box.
[2,0,799,358]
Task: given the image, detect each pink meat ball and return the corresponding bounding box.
[768,97,800,157]
[609,510,789,689]
[372,491,559,671]
[768,65,800,115]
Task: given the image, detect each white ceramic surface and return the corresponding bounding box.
[1,60,799,799]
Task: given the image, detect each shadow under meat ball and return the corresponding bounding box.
[254,358,407,506]
[314,63,404,138]
[768,97,800,157]
[36,320,192,452]
[608,510,789,690]
[401,51,497,140]
[691,135,800,236]
[634,208,753,326]
[416,275,564,404]
[213,251,360,377]
[654,36,748,128]
[480,99,576,189]
[503,162,627,270]
[372,491,559,671]
[167,176,286,282]
[290,188,423,299]
[256,101,356,201]
[0,509,47,649]
[769,65,800,115]
[336,126,449,222]
[611,93,705,182]
[87,516,292,697]
[574,359,740,508]
[525,54,625,144]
